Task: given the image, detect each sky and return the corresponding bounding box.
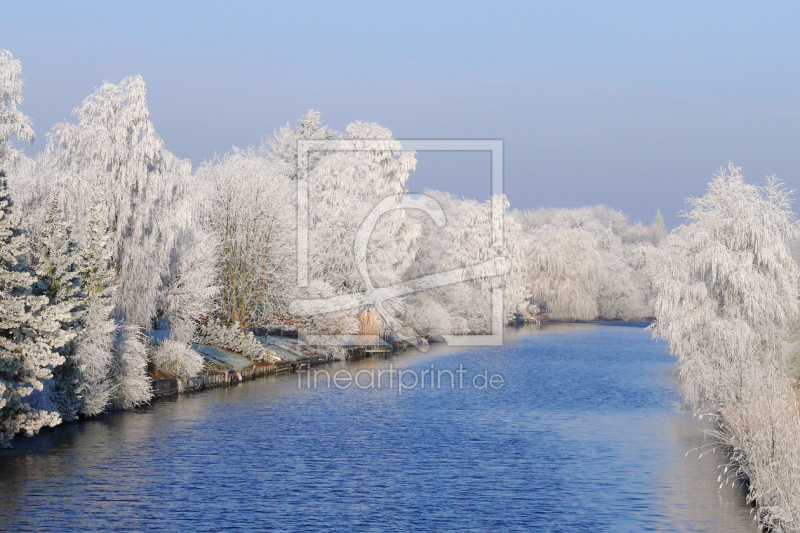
[4,1,800,228]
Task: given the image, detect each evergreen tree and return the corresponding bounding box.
[264,109,335,180]
[73,201,117,416]
[33,199,80,304]
[31,199,83,420]
[651,209,666,245]
[0,175,73,447]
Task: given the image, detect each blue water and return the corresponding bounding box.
[0,324,756,532]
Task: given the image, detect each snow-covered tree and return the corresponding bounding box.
[198,148,292,330]
[30,199,83,420]
[518,204,629,239]
[110,324,151,410]
[650,164,800,529]
[0,176,74,447]
[285,120,426,337]
[595,226,652,321]
[204,152,288,328]
[306,121,418,301]
[0,50,34,169]
[511,204,656,321]
[3,153,75,246]
[264,109,335,181]
[72,201,116,416]
[48,75,192,329]
[651,163,800,406]
[651,209,666,246]
[31,200,81,305]
[405,190,522,334]
[158,225,218,343]
[525,225,600,321]
[200,114,421,336]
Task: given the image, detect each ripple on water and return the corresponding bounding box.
[0,325,756,532]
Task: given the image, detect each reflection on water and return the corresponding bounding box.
[0,324,756,532]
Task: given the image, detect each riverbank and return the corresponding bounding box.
[156,321,658,405]
[150,336,412,400]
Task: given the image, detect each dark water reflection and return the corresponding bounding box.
[0,324,756,532]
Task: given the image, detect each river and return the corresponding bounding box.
[0,324,756,532]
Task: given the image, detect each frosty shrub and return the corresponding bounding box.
[153,340,204,379]
[199,319,278,363]
[111,324,152,410]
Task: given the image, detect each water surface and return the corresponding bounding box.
[0,324,756,532]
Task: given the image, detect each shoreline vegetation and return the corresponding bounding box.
[647,166,800,532]
[2,51,800,531]
[151,320,652,400]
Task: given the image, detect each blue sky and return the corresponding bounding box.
[5,1,800,228]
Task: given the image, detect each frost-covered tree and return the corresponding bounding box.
[518,204,629,239]
[650,164,800,529]
[524,225,600,320]
[3,153,74,246]
[72,201,116,416]
[405,190,522,334]
[30,199,84,420]
[198,148,292,329]
[296,121,421,334]
[0,176,74,447]
[111,324,151,410]
[203,115,421,335]
[512,204,656,321]
[0,50,34,169]
[193,111,340,333]
[651,164,800,407]
[651,209,666,246]
[158,225,218,342]
[32,199,80,305]
[264,109,335,181]
[595,227,652,321]
[48,75,192,328]
[5,74,214,340]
